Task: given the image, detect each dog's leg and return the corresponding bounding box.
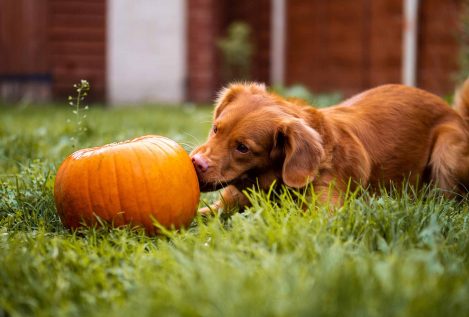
[198,185,250,216]
[430,123,469,196]
[315,186,343,206]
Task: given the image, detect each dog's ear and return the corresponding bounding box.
[214,86,241,119]
[275,119,324,188]
[214,83,266,119]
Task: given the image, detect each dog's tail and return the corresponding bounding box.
[453,78,469,125]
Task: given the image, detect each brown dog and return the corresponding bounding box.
[191,80,469,213]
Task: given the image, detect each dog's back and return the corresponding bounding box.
[321,83,469,193]
[454,78,469,126]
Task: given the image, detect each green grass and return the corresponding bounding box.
[1,103,469,317]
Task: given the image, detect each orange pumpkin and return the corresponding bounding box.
[54,135,200,234]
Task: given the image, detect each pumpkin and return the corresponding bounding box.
[54,135,200,234]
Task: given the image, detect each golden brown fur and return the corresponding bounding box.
[191,80,469,213]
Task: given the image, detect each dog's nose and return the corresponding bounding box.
[191,154,209,173]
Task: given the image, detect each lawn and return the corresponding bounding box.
[1,101,469,317]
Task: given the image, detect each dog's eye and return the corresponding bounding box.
[236,143,249,154]
[212,125,218,134]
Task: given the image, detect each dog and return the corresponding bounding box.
[190,79,469,214]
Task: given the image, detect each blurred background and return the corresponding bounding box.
[0,0,467,106]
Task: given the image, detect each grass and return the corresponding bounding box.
[1,102,469,317]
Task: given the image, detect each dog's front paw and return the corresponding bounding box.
[197,201,223,217]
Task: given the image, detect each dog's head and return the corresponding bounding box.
[190,83,325,192]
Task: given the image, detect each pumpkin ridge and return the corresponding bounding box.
[179,152,199,222]
[146,138,176,157]
[141,141,169,227]
[84,157,95,226]
[133,146,155,231]
[127,147,145,230]
[54,156,69,221]
[96,154,110,222]
[151,139,184,226]
[111,153,124,225]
